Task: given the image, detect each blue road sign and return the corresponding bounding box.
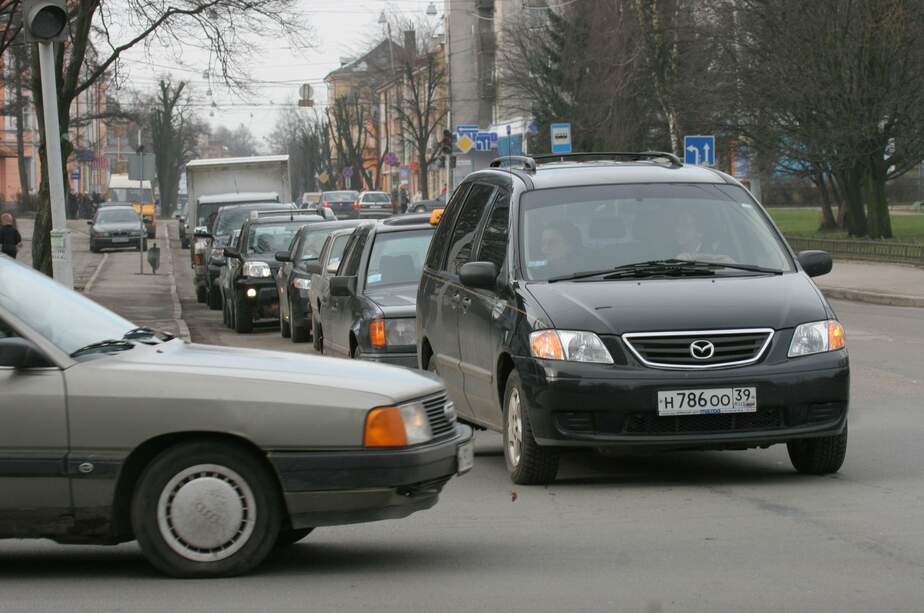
[550,122,572,154]
[684,135,715,166]
[71,168,80,180]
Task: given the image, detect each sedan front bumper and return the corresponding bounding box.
[269,424,474,528]
[356,350,418,369]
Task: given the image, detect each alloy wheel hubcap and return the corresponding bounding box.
[507,389,523,467]
[157,464,256,562]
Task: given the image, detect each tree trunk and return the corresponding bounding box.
[865,156,892,239]
[13,43,30,204]
[418,150,430,200]
[815,172,837,230]
[829,174,847,228]
[839,165,868,238]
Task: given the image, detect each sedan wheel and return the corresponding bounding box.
[503,372,559,485]
[131,442,281,578]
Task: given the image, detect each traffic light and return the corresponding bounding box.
[23,0,68,42]
[440,129,455,155]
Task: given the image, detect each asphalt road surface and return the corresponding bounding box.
[2,223,922,613]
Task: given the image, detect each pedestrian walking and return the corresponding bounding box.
[399,186,409,214]
[0,213,22,259]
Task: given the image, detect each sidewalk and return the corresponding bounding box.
[14,218,104,291]
[815,260,924,308]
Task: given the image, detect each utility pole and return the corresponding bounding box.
[25,1,71,286]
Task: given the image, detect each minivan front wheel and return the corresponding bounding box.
[788,425,848,475]
[503,372,559,485]
[131,441,282,578]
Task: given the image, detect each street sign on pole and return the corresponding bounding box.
[550,123,572,154]
[684,135,716,166]
[128,154,156,181]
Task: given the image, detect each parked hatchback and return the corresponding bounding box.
[0,255,473,577]
[416,153,848,485]
[321,190,361,220]
[358,191,393,218]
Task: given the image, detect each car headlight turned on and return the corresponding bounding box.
[363,401,433,447]
[788,320,846,357]
[369,318,417,348]
[529,329,614,364]
[293,277,311,290]
[242,261,271,278]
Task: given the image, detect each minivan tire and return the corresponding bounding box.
[503,372,559,485]
[130,441,282,578]
[787,425,848,475]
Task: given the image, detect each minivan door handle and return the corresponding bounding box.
[460,296,472,314]
[448,292,461,310]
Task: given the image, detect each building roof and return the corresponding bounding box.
[325,39,404,83]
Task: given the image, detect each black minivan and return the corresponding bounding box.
[416,153,849,485]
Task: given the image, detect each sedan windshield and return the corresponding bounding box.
[0,259,136,355]
[246,222,303,255]
[365,229,433,289]
[97,208,139,224]
[520,183,794,281]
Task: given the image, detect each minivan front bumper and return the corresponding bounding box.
[515,349,849,450]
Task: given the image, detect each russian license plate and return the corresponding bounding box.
[112,237,129,243]
[657,387,757,416]
[457,440,475,474]
[368,203,383,208]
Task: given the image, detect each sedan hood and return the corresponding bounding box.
[525,273,828,334]
[365,283,419,318]
[109,339,442,403]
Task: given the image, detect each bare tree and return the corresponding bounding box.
[1,32,31,206]
[326,93,374,191]
[4,0,303,275]
[266,107,327,200]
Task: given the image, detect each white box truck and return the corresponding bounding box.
[185,155,291,302]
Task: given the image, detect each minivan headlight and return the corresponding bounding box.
[788,320,846,357]
[242,261,271,278]
[529,329,614,364]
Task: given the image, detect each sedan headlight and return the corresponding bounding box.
[242,261,271,278]
[788,320,846,357]
[292,277,311,290]
[95,231,110,238]
[529,329,614,364]
[369,318,417,348]
[363,400,433,447]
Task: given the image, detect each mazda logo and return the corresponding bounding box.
[689,340,715,360]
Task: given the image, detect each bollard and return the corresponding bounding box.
[147,242,161,275]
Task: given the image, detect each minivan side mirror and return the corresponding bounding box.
[459,261,498,289]
[223,247,242,260]
[86,220,93,226]
[797,250,832,278]
[193,226,211,239]
[0,337,50,368]
[330,276,356,297]
[304,260,322,275]
[275,251,291,262]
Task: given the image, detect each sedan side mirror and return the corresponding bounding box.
[797,250,832,278]
[330,276,356,297]
[304,260,322,275]
[193,226,211,239]
[223,247,242,260]
[459,261,498,290]
[86,220,94,226]
[275,251,292,262]
[0,337,50,368]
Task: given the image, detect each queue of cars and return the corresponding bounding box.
[187,152,849,490]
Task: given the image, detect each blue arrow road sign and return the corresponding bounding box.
[684,135,715,166]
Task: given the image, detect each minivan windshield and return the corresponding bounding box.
[214,204,282,237]
[246,222,304,256]
[520,183,794,281]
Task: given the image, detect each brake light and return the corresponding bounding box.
[353,200,360,209]
[322,201,330,208]
[194,253,202,266]
[370,319,386,347]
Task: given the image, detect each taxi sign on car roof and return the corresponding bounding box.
[429,209,444,225]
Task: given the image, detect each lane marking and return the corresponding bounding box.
[83,253,109,294]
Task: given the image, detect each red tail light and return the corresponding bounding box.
[322,201,330,208]
[194,253,202,266]
[353,200,360,209]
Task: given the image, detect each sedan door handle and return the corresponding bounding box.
[460,296,472,314]
[448,292,461,310]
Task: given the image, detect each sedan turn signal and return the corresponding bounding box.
[363,407,408,447]
[370,319,386,347]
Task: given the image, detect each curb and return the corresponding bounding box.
[162,225,191,341]
[819,287,924,309]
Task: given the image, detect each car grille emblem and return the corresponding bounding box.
[444,401,457,423]
[689,340,715,360]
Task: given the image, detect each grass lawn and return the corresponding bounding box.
[766,208,924,243]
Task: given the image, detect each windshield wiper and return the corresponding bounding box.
[123,327,174,342]
[672,260,784,275]
[547,259,782,283]
[70,339,136,358]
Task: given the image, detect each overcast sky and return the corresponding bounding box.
[117,0,442,150]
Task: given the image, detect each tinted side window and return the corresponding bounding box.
[446,184,496,275]
[476,189,510,272]
[339,228,368,276]
[425,184,470,271]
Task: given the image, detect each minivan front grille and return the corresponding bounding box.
[624,408,783,434]
[623,329,774,369]
[423,393,456,439]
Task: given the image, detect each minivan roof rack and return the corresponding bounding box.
[489,156,537,172]
[532,151,683,166]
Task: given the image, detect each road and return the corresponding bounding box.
[2,222,923,612]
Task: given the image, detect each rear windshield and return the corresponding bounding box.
[245,222,304,256]
[324,191,359,202]
[365,229,434,289]
[363,192,390,203]
[109,188,153,203]
[520,183,793,281]
[97,208,139,224]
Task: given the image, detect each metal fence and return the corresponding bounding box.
[786,236,924,265]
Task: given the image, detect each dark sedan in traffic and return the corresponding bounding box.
[320,190,361,220]
[88,206,146,252]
